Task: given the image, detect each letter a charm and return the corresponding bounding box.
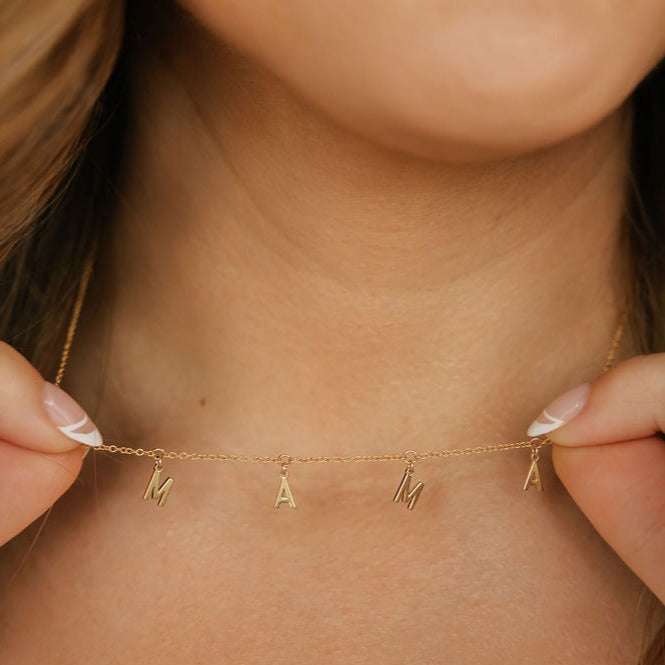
[143,449,174,507]
[273,455,297,509]
[522,438,544,492]
[393,450,424,510]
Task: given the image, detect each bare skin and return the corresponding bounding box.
[2,3,665,662]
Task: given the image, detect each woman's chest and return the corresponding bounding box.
[0,455,654,664]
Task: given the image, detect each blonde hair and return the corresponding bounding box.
[0,0,123,373]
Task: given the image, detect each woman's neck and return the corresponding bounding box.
[72,15,634,455]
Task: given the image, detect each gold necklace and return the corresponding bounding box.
[56,252,629,510]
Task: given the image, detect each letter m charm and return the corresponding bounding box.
[393,464,425,510]
[143,457,174,507]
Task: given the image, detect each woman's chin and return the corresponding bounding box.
[180,0,665,163]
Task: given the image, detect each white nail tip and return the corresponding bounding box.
[58,415,103,447]
[526,410,565,437]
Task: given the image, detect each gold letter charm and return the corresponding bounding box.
[393,450,424,510]
[522,438,544,492]
[143,449,174,507]
[274,455,296,509]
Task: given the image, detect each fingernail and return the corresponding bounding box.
[42,382,103,447]
[526,382,591,437]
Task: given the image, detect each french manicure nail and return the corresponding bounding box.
[42,382,103,447]
[526,382,591,437]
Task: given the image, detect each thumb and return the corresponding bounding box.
[0,341,102,545]
[525,353,665,603]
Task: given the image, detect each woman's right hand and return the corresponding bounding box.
[0,342,101,546]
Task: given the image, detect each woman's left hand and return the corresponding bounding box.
[528,353,665,604]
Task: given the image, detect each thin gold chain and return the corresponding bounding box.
[56,249,629,464]
[54,251,96,388]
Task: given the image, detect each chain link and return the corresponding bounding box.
[93,436,551,464]
[56,247,630,465]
